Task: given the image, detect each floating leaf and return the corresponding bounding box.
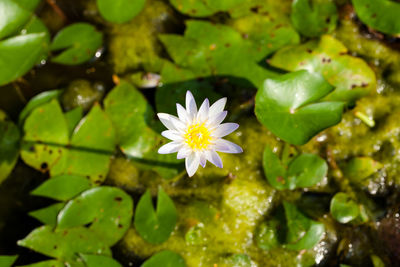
[17,260,65,267]
[330,192,360,224]
[50,23,103,65]
[269,35,376,103]
[262,146,287,190]
[80,254,122,267]
[57,186,133,246]
[134,188,177,244]
[255,70,344,145]
[343,157,383,184]
[0,33,47,86]
[96,0,146,24]
[291,0,338,37]
[0,0,31,39]
[31,174,92,201]
[352,0,400,35]
[0,111,20,184]
[18,225,111,263]
[0,255,18,267]
[29,203,65,226]
[169,0,245,17]
[141,250,186,267]
[18,90,62,126]
[283,202,325,250]
[64,107,83,136]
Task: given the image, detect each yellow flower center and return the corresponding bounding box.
[184,123,212,150]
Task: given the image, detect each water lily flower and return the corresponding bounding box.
[157,91,243,177]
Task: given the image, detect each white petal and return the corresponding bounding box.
[205,150,223,168]
[186,91,197,121]
[213,139,243,154]
[212,123,239,137]
[185,152,200,177]
[157,113,176,130]
[158,142,182,154]
[206,111,227,128]
[161,130,183,141]
[176,103,189,123]
[199,152,206,168]
[197,98,209,122]
[168,115,186,131]
[209,97,227,117]
[177,146,192,159]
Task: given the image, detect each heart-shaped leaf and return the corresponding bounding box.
[17,225,111,263]
[269,35,376,103]
[343,157,383,185]
[134,188,177,244]
[57,186,133,246]
[0,0,31,39]
[330,192,360,224]
[352,0,400,35]
[169,0,245,17]
[96,0,146,23]
[50,23,103,65]
[31,174,92,201]
[291,0,338,37]
[141,251,186,267]
[0,255,18,267]
[0,111,20,184]
[17,260,65,267]
[29,203,65,226]
[80,254,122,267]
[255,70,344,145]
[283,201,325,250]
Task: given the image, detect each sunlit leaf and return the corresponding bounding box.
[134,188,177,244]
[291,0,338,37]
[330,192,360,224]
[0,255,18,267]
[29,203,65,226]
[17,260,65,267]
[269,35,376,103]
[141,250,186,267]
[31,174,92,201]
[255,70,344,145]
[343,157,383,184]
[64,107,83,136]
[50,23,103,65]
[96,0,146,24]
[0,111,20,184]
[57,187,133,246]
[80,254,122,267]
[0,0,31,39]
[283,201,325,250]
[352,0,400,35]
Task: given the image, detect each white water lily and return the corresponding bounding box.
[157,91,243,177]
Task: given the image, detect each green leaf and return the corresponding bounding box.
[21,15,51,62]
[80,254,122,267]
[20,99,69,176]
[0,33,47,86]
[50,23,103,65]
[17,225,111,263]
[141,251,186,267]
[0,0,31,39]
[352,0,400,35]
[64,104,116,182]
[283,202,325,250]
[262,146,287,190]
[17,260,65,267]
[169,0,246,17]
[31,174,92,201]
[96,0,146,23]
[0,255,18,267]
[343,157,383,184]
[18,90,62,126]
[269,35,376,103]
[14,0,41,11]
[255,219,280,250]
[134,188,177,244]
[29,203,65,226]
[291,0,338,37]
[0,111,20,184]
[330,192,360,224]
[255,70,344,145]
[57,186,134,246]
[64,107,83,136]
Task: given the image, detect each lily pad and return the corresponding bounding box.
[283,201,325,250]
[269,35,376,103]
[343,157,383,184]
[291,0,338,37]
[17,260,65,267]
[17,225,111,263]
[255,70,344,145]
[29,203,65,226]
[0,0,31,39]
[57,186,133,246]
[352,0,400,35]
[169,0,245,17]
[96,0,146,23]
[0,111,20,184]
[330,192,360,224]
[80,254,122,267]
[50,23,103,65]
[0,255,18,267]
[141,250,186,267]
[31,174,92,201]
[134,188,177,244]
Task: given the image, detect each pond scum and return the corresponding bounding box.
[0,0,400,266]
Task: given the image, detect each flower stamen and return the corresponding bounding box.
[184,123,211,150]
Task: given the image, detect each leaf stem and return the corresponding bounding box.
[13,82,27,104]
[354,111,375,127]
